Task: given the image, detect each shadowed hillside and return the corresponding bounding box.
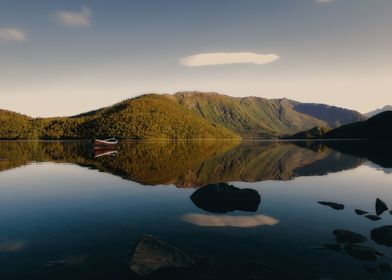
[288,101,366,128]
[324,111,392,140]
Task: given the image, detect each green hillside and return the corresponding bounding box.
[0,109,34,139]
[173,92,327,138]
[0,94,240,140]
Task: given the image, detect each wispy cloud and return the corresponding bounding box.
[181,214,279,228]
[0,27,27,44]
[54,6,92,28]
[180,52,280,67]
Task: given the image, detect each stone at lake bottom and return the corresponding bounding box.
[355,209,368,215]
[366,214,381,221]
[379,263,392,273]
[363,265,378,274]
[333,229,367,244]
[129,234,194,276]
[318,244,342,252]
[190,183,261,213]
[344,245,384,261]
[45,260,67,268]
[371,225,392,247]
[318,201,344,210]
[376,198,389,216]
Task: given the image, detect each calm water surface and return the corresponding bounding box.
[0,141,391,279]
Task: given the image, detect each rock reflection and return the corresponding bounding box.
[371,226,392,247]
[344,245,384,261]
[181,214,279,228]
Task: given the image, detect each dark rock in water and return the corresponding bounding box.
[193,255,216,270]
[246,260,270,277]
[371,225,392,247]
[379,263,392,273]
[365,214,381,221]
[128,234,194,276]
[333,229,367,244]
[390,210,392,215]
[355,209,368,215]
[344,245,384,261]
[45,260,67,268]
[363,265,378,274]
[318,201,344,210]
[376,198,389,216]
[318,243,342,252]
[190,183,261,213]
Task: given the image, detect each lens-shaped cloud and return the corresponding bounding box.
[180,52,280,67]
[181,214,279,228]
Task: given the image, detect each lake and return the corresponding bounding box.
[0,140,391,279]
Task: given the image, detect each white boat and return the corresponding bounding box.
[93,138,118,147]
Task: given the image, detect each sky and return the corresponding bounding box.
[0,0,391,117]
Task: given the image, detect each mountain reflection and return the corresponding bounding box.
[0,140,366,187]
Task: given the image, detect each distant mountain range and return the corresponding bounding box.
[0,92,366,139]
[366,105,392,118]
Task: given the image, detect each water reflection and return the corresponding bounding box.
[0,239,26,252]
[0,140,369,187]
[181,214,279,228]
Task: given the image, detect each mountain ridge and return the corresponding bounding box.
[0,92,367,140]
[366,105,392,118]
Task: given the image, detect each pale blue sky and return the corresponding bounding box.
[0,0,391,116]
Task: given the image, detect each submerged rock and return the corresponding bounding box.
[379,263,392,273]
[344,245,384,261]
[318,243,342,252]
[355,209,368,215]
[365,214,381,221]
[376,198,389,216]
[371,225,392,247]
[128,234,194,276]
[45,260,67,268]
[190,183,261,213]
[318,201,344,210]
[333,229,367,244]
[363,265,378,274]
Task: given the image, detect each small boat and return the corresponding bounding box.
[93,138,118,147]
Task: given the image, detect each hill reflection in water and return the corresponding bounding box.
[0,140,369,187]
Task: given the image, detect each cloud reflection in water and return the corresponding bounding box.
[181,214,279,228]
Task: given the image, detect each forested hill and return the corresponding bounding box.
[0,95,239,140]
[0,92,366,140]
